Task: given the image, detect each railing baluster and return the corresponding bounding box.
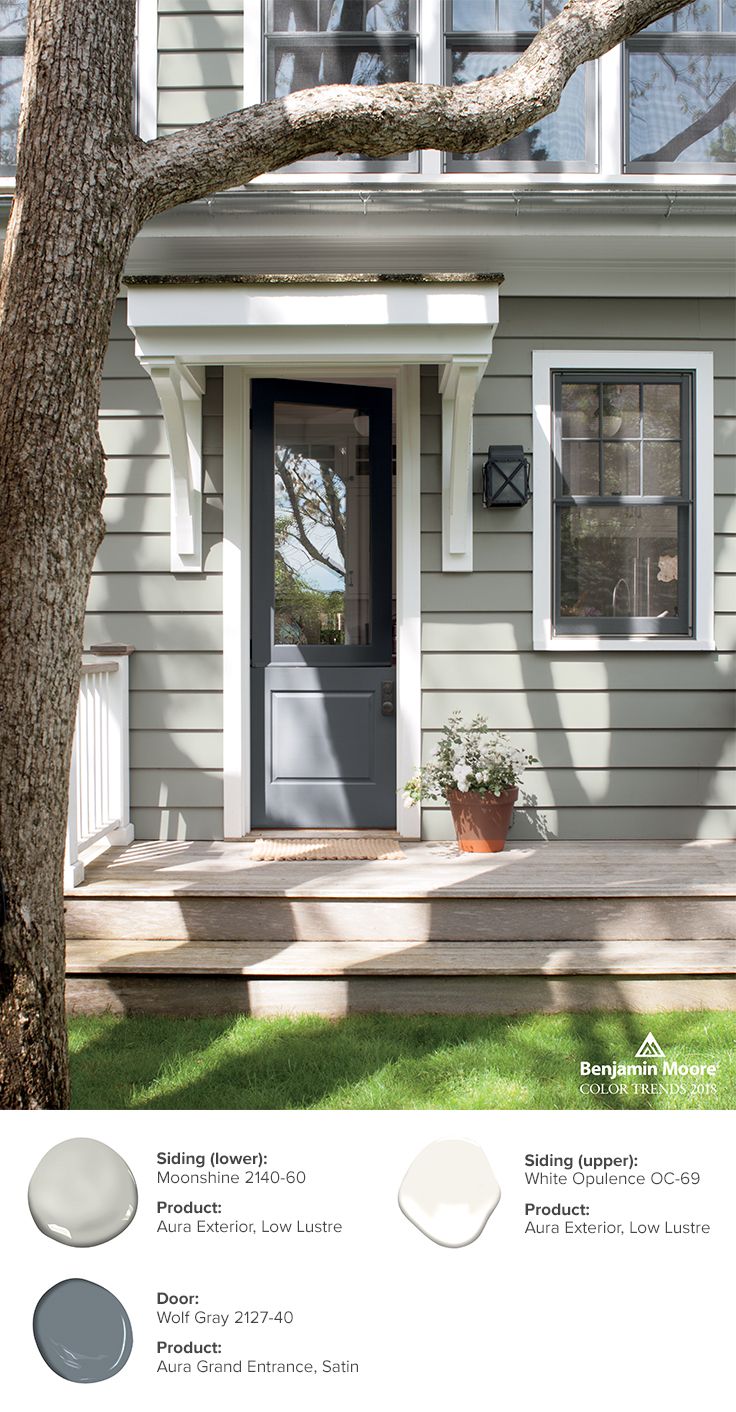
[64,647,135,889]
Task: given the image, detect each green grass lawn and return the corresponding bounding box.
[68,1011,735,1110]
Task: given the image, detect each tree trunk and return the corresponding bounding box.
[0,0,139,1107]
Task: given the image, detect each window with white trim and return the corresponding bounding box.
[532,352,715,652]
[554,372,693,636]
[625,0,736,173]
[129,1,736,181]
[263,1,420,169]
[445,0,597,171]
[0,1,26,175]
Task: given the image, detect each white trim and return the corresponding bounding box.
[532,349,715,653]
[396,365,422,839]
[128,280,498,578]
[439,358,488,572]
[143,360,205,572]
[243,0,262,110]
[223,368,250,838]
[598,47,622,181]
[221,364,422,839]
[136,0,158,142]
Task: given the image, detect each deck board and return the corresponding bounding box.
[68,839,736,899]
[66,938,736,977]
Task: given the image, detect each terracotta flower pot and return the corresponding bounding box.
[446,787,519,853]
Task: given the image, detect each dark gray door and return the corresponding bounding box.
[251,379,395,827]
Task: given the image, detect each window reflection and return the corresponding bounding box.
[627,4,736,168]
[273,402,372,647]
[0,1,26,173]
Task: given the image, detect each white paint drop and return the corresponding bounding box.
[398,1140,501,1248]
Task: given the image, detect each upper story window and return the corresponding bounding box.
[445,0,597,170]
[264,1,419,167]
[0,1,26,175]
[625,0,736,172]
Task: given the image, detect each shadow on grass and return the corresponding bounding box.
[68,1011,735,1111]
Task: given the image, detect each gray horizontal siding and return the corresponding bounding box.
[89,305,223,839]
[422,808,736,842]
[157,2,242,137]
[91,296,734,844]
[420,297,736,841]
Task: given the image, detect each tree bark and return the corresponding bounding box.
[0,0,140,1107]
[0,0,692,1108]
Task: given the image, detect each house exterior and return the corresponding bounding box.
[7,1,735,851]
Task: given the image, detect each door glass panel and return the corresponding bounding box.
[273,401,372,647]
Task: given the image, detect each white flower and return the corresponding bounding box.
[402,793,415,809]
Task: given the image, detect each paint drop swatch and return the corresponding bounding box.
[28,1137,137,1247]
[33,1279,133,1383]
[398,1140,501,1248]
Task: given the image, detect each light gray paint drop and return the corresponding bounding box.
[28,1137,137,1247]
[33,1279,133,1383]
[398,1140,501,1248]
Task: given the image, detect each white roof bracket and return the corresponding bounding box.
[142,358,205,573]
[440,357,488,573]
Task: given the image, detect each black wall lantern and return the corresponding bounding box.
[482,445,531,508]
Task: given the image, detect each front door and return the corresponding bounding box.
[251,379,395,828]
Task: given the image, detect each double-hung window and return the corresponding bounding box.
[263,1,420,169]
[532,353,715,652]
[625,0,736,172]
[0,2,26,175]
[445,0,597,170]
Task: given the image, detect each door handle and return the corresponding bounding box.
[381,681,395,717]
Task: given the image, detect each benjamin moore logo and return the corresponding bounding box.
[635,1032,665,1059]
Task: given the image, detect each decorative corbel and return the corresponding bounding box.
[143,360,206,572]
[440,358,487,573]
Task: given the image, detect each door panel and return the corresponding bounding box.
[251,380,395,828]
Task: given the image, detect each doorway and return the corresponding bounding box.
[250,378,396,827]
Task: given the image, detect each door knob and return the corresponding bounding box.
[381,681,395,717]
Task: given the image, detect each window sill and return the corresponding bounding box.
[534,636,716,653]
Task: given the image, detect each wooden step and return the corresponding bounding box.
[66,938,736,977]
[64,895,736,943]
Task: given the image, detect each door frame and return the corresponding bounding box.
[222,363,421,839]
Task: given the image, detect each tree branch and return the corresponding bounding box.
[132,0,694,221]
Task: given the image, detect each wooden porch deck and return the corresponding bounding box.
[64,840,736,1016]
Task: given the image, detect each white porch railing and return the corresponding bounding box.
[64,647,135,888]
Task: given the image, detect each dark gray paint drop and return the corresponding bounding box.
[33,1279,133,1383]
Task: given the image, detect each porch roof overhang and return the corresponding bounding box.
[126,275,502,573]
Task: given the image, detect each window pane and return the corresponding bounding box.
[561,383,598,437]
[725,0,736,31]
[559,506,680,621]
[674,0,719,31]
[0,52,22,168]
[269,1,413,31]
[0,2,26,40]
[601,383,640,438]
[643,441,682,495]
[603,441,640,495]
[450,0,496,27]
[497,0,539,29]
[560,441,599,496]
[643,382,681,437]
[450,48,587,160]
[628,46,736,165]
[272,39,411,94]
[273,402,371,647]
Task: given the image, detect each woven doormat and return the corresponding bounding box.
[251,837,405,862]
